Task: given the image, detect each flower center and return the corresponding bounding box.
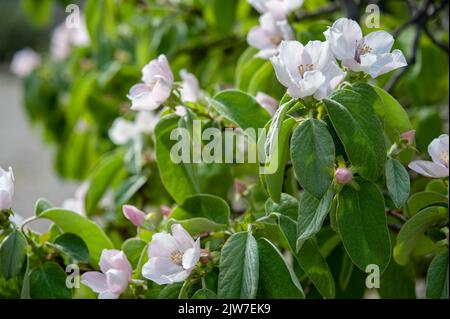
[354,40,372,63]
[271,34,282,45]
[297,64,314,78]
[440,152,449,168]
[171,251,183,266]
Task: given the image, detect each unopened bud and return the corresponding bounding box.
[400,130,415,145]
[160,205,171,217]
[335,167,353,185]
[234,180,247,195]
[200,248,211,265]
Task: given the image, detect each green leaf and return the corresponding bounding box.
[211,90,271,131]
[247,62,284,98]
[39,209,114,266]
[192,288,217,299]
[122,239,147,269]
[85,150,125,216]
[29,262,72,299]
[212,0,237,34]
[157,283,183,299]
[155,115,199,204]
[379,259,416,299]
[265,193,298,220]
[394,206,448,265]
[54,233,90,263]
[386,158,410,208]
[324,85,386,181]
[236,56,266,91]
[297,186,334,249]
[261,100,295,202]
[170,194,230,235]
[114,175,147,206]
[0,229,27,280]
[277,215,335,299]
[257,238,304,299]
[426,251,449,299]
[218,231,259,298]
[406,192,448,217]
[291,119,335,198]
[263,118,296,202]
[34,198,53,216]
[336,180,391,272]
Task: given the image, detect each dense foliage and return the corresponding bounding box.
[0,0,448,299]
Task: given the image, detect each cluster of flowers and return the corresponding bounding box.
[247,0,407,100]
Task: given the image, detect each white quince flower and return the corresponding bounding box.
[255,92,278,116]
[128,55,174,111]
[0,166,14,211]
[270,40,346,99]
[409,134,449,178]
[62,182,89,216]
[324,18,407,78]
[109,111,158,145]
[10,48,41,78]
[81,249,132,299]
[50,19,90,61]
[179,70,202,103]
[142,224,201,285]
[248,0,304,19]
[247,13,294,59]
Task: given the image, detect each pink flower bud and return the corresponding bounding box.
[160,205,172,217]
[234,180,247,195]
[335,167,353,185]
[122,205,146,227]
[400,130,416,145]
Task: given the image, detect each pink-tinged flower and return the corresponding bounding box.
[324,18,407,78]
[248,0,304,19]
[122,205,146,227]
[109,111,158,145]
[409,134,449,178]
[128,55,174,111]
[271,40,346,100]
[400,130,416,145]
[247,13,293,59]
[10,48,41,78]
[179,70,202,103]
[255,92,278,116]
[50,20,90,61]
[174,106,187,117]
[62,182,89,216]
[142,224,201,285]
[160,205,172,217]
[0,166,14,211]
[81,249,133,299]
[335,167,353,184]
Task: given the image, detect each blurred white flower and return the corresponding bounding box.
[409,134,449,178]
[255,92,278,116]
[248,0,304,19]
[109,111,158,145]
[50,19,90,61]
[81,249,132,299]
[0,166,14,211]
[62,182,89,216]
[142,224,200,285]
[271,40,346,99]
[179,70,202,103]
[175,106,187,117]
[324,18,407,78]
[128,55,174,111]
[247,13,293,59]
[10,48,41,78]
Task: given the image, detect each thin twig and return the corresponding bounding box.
[423,25,450,54]
[293,2,340,21]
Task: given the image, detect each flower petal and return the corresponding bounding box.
[109,118,138,145]
[182,239,201,269]
[81,272,108,293]
[172,224,195,252]
[408,160,449,178]
[142,257,184,285]
[122,205,146,227]
[106,269,130,295]
[147,233,179,259]
[325,18,362,60]
[98,291,120,299]
[270,54,294,88]
[363,30,394,55]
[247,27,274,51]
[428,134,449,167]
[99,250,132,275]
